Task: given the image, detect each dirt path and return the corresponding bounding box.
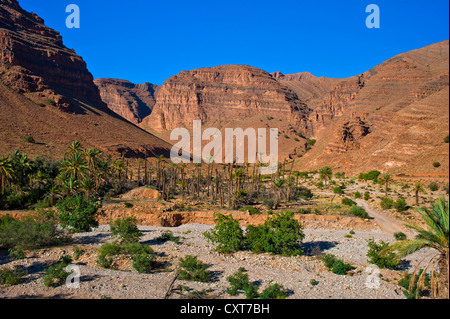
[355,199,407,234]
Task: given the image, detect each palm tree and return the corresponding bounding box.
[65,140,83,158]
[383,197,449,299]
[0,157,14,194]
[80,177,96,200]
[85,148,102,177]
[62,177,78,197]
[60,152,88,181]
[319,167,333,185]
[112,160,125,181]
[379,174,393,196]
[44,185,62,206]
[273,177,285,209]
[413,182,426,206]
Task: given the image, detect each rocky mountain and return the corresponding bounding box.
[94,78,158,124]
[0,0,171,158]
[140,65,312,133]
[300,40,449,174]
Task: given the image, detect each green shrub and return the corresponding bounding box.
[354,191,361,199]
[157,230,181,244]
[0,215,68,250]
[43,256,73,288]
[178,255,211,282]
[321,254,354,275]
[0,267,27,286]
[245,211,304,256]
[226,267,253,296]
[204,213,244,254]
[310,279,319,286]
[349,206,370,219]
[124,202,134,208]
[96,254,113,269]
[428,182,439,192]
[333,187,344,195]
[432,162,441,168]
[110,217,142,244]
[292,186,314,200]
[25,135,35,144]
[72,247,83,260]
[46,98,56,106]
[394,232,407,241]
[359,170,381,182]
[341,197,356,206]
[132,252,156,273]
[366,239,399,270]
[444,135,450,143]
[364,192,370,201]
[380,197,394,210]
[306,138,316,146]
[56,195,100,232]
[258,283,287,299]
[394,198,408,212]
[8,248,25,260]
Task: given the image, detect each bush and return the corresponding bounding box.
[364,192,370,201]
[394,232,407,241]
[0,215,68,250]
[46,98,56,106]
[394,198,408,212]
[157,230,181,244]
[110,217,142,244]
[72,247,83,260]
[428,182,439,192]
[349,206,370,219]
[56,196,100,232]
[132,252,156,273]
[204,213,244,254]
[8,248,25,260]
[354,191,361,199]
[445,135,450,143]
[321,254,354,275]
[306,138,316,146]
[432,162,441,168]
[341,197,356,206]
[226,267,254,296]
[359,170,381,182]
[25,135,35,144]
[0,267,27,286]
[96,242,155,269]
[258,283,287,299]
[178,255,210,282]
[366,239,399,270]
[292,186,313,200]
[333,187,344,195]
[43,256,73,288]
[380,197,394,210]
[245,211,304,256]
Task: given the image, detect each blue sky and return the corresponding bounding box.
[18,0,449,85]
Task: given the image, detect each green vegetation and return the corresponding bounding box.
[383,197,449,299]
[0,215,68,250]
[398,270,431,299]
[393,198,408,212]
[43,255,73,288]
[366,239,399,270]
[341,197,356,206]
[349,206,370,219]
[56,195,100,232]
[321,254,354,275]
[444,135,449,143]
[204,213,245,254]
[0,267,27,286]
[178,255,211,282]
[432,162,441,168]
[358,170,381,182]
[394,232,407,241]
[428,182,439,192]
[110,217,142,244]
[380,197,394,210]
[157,230,181,244]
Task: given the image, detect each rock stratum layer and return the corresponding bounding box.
[141,65,312,133]
[0,0,171,158]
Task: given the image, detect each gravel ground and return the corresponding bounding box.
[0,223,435,299]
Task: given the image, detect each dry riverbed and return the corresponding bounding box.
[0,223,434,300]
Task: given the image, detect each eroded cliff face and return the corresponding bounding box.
[0,0,106,111]
[141,65,312,133]
[94,79,158,124]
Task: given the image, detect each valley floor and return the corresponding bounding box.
[0,223,434,299]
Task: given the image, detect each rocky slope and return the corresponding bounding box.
[0,0,171,158]
[94,79,158,124]
[299,40,449,174]
[141,65,312,133]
